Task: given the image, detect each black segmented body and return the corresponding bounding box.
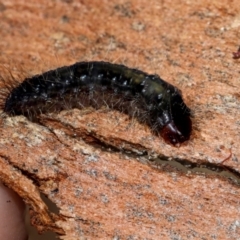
[3,61,192,145]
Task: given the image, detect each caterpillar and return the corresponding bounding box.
[1,61,192,146]
[233,46,240,59]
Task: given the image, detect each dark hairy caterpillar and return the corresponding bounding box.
[2,61,192,146]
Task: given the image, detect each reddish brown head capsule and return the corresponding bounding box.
[160,117,192,146]
[233,46,240,59]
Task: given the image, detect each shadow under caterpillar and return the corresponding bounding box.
[1,61,192,146]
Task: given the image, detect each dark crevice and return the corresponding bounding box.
[0,154,42,186]
[37,118,240,186]
[25,205,59,240]
[81,133,240,186]
[40,193,60,215]
[148,157,240,186]
[80,132,240,185]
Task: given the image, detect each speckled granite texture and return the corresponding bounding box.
[0,0,240,239]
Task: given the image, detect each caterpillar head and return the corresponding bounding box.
[160,117,192,146]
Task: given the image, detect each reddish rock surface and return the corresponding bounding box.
[0,0,240,239]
